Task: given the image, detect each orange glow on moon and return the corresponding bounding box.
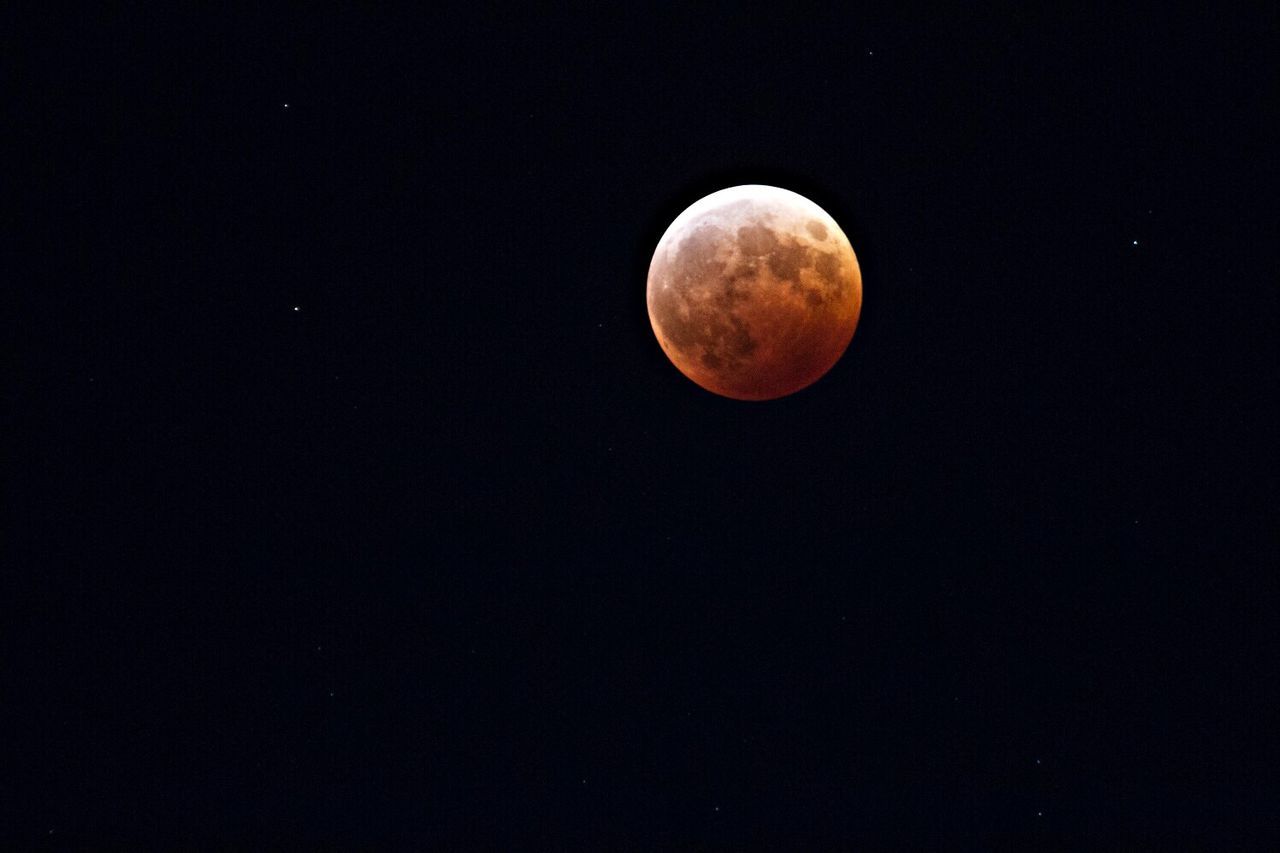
[647,185,862,400]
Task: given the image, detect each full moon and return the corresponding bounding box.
[647,185,862,400]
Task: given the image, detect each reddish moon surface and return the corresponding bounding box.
[647,185,862,401]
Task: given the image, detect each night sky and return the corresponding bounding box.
[12,6,1276,846]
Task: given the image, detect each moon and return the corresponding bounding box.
[647,185,862,401]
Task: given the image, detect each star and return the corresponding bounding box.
[293,306,300,312]
[1132,240,1139,246]
[283,103,290,109]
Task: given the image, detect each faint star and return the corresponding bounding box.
[1132,240,1138,246]
[283,103,290,109]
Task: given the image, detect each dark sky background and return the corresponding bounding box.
[11,5,1276,846]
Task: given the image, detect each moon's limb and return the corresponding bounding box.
[647,185,862,400]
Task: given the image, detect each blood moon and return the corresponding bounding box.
[646,185,862,401]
